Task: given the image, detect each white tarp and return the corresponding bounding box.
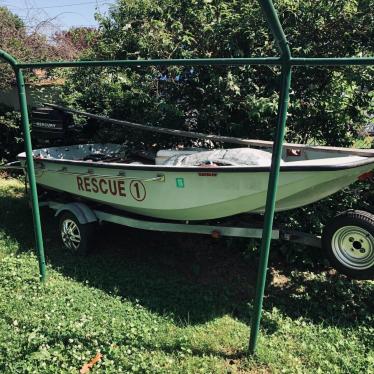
[163,148,277,166]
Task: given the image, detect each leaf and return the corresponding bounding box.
[79,352,103,374]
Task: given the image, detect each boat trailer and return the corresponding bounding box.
[40,200,322,251]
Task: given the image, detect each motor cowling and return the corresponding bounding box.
[30,106,76,145]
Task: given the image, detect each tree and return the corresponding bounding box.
[52,27,99,60]
[0,7,97,162]
[0,7,98,88]
[62,0,374,148]
[0,7,56,88]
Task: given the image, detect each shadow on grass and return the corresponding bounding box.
[45,218,258,326]
[0,190,372,330]
[266,269,373,327]
[0,186,35,250]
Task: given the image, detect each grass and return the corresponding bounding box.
[0,177,373,373]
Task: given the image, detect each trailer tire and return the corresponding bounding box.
[322,210,374,280]
[59,212,94,256]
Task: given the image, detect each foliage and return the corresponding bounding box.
[62,0,374,148]
[52,27,100,60]
[0,178,373,373]
[0,7,54,88]
[0,106,23,163]
[0,7,97,163]
[0,7,97,88]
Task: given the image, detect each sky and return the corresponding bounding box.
[1,0,115,34]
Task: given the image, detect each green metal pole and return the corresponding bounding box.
[291,57,374,66]
[248,63,292,354]
[257,0,291,58]
[15,67,47,282]
[247,0,292,355]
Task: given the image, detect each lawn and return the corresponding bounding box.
[0,177,373,373]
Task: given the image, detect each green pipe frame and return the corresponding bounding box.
[0,0,373,354]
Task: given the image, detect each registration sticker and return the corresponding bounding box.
[176,178,185,188]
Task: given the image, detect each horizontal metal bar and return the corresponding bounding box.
[44,201,279,239]
[291,57,374,66]
[13,56,374,69]
[282,230,321,248]
[95,211,280,239]
[2,48,374,71]
[17,57,282,69]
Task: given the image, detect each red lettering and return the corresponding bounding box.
[83,177,91,192]
[108,179,118,196]
[91,178,99,193]
[198,172,217,176]
[77,176,83,191]
[118,180,126,197]
[99,179,108,194]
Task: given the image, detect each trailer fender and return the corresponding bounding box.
[54,202,97,224]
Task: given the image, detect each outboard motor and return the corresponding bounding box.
[30,106,76,146]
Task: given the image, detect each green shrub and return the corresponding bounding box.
[61,0,374,148]
[0,105,22,163]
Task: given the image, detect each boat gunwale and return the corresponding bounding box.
[18,154,374,173]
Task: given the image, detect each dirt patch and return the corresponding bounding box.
[269,267,289,289]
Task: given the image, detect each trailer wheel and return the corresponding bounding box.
[322,210,374,280]
[59,212,94,255]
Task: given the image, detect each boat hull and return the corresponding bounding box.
[26,159,373,220]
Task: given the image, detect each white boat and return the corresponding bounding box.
[18,143,374,221]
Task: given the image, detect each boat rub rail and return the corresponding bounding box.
[18,155,374,173]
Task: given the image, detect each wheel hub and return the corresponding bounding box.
[332,225,374,270]
[61,219,81,251]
